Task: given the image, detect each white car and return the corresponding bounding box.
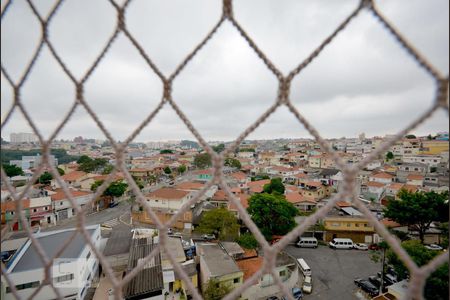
[353,243,368,250]
[425,244,443,251]
[302,276,313,294]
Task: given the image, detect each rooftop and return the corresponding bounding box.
[198,244,242,277]
[11,226,97,272]
[146,188,190,200]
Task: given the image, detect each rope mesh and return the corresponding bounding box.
[1,0,448,300]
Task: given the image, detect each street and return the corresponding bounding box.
[42,202,131,231]
[284,245,380,300]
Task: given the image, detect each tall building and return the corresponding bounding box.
[9,133,39,144]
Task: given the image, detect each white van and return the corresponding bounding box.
[329,238,354,249]
[297,237,318,248]
[297,258,311,276]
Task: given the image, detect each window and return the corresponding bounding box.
[45,206,48,211]
[54,273,74,283]
[10,211,14,215]
[364,223,368,227]
[279,270,286,277]
[33,209,37,213]
[355,223,359,227]
[6,281,40,293]
[233,278,240,284]
[60,202,63,206]
[347,223,351,227]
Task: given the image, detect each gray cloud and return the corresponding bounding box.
[1,0,448,142]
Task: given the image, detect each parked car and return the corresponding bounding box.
[377,272,397,286]
[353,243,368,250]
[354,278,379,297]
[302,276,313,294]
[329,238,354,249]
[368,275,388,293]
[202,234,215,240]
[425,244,443,251]
[109,202,119,208]
[292,287,303,299]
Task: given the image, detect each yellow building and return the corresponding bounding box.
[324,216,375,243]
[420,140,449,155]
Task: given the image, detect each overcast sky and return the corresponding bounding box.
[1,0,448,143]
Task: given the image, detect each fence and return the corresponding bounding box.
[1,0,448,300]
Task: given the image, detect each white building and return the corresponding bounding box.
[9,133,39,144]
[1,225,101,300]
[10,154,58,170]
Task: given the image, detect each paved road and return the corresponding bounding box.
[284,245,380,300]
[42,202,131,231]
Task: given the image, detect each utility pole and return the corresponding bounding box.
[379,243,386,295]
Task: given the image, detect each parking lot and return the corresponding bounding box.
[284,245,380,300]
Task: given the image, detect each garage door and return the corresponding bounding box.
[58,210,69,220]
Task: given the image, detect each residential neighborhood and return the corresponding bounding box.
[1,132,449,300]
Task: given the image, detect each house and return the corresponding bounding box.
[9,155,58,170]
[308,155,321,168]
[123,238,164,300]
[158,236,197,297]
[406,174,424,186]
[369,172,394,185]
[237,252,299,300]
[28,196,54,227]
[138,188,194,230]
[197,244,243,292]
[1,199,30,231]
[419,140,449,155]
[299,181,331,201]
[194,169,214,182]
[129,168,155,183]
[50,189,92,221]
[323,216,376,243]
[103,226,133,271]
[1,225,101,300]
[247,179,270,194]
[364,181,386,201]
[175,181,217,200]
[285,192,316,211]
[53,171,89,189]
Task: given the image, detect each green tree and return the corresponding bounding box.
[102,164,114,175]
[198,208,239,240]
[38,172,53,185]
[77,155,91,164]
[160,149,173,154]
[212,143,225,153]
[193,153,212,169]
[263,178,285,195]
[91,180,128,201]
[385,151,394,160]
[203,278,232,300]
[177,164,187,174]
[384,190,449,243]
[3,164,24,177]
[239,148,255,152]
[224,158,241,169]
[247,193,297,239]
[78,157,108,173]
[405,134,416,139]
[387,240,448,300]
[163,166,172,174]
[57,167,65,176]
[251,174,270,181]
[236,233,259,249]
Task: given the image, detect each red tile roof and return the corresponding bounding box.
[147,188,190,200]
[50,189,92,201]
[1,199,30,212]
[285,192,304,204]
[371,172,394,179]
[61,171,87,181]
[247,179,270,193]
[175,181,204,191]
[366,181,386,188]
[407,174,424,180]
[236,257,264,281]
